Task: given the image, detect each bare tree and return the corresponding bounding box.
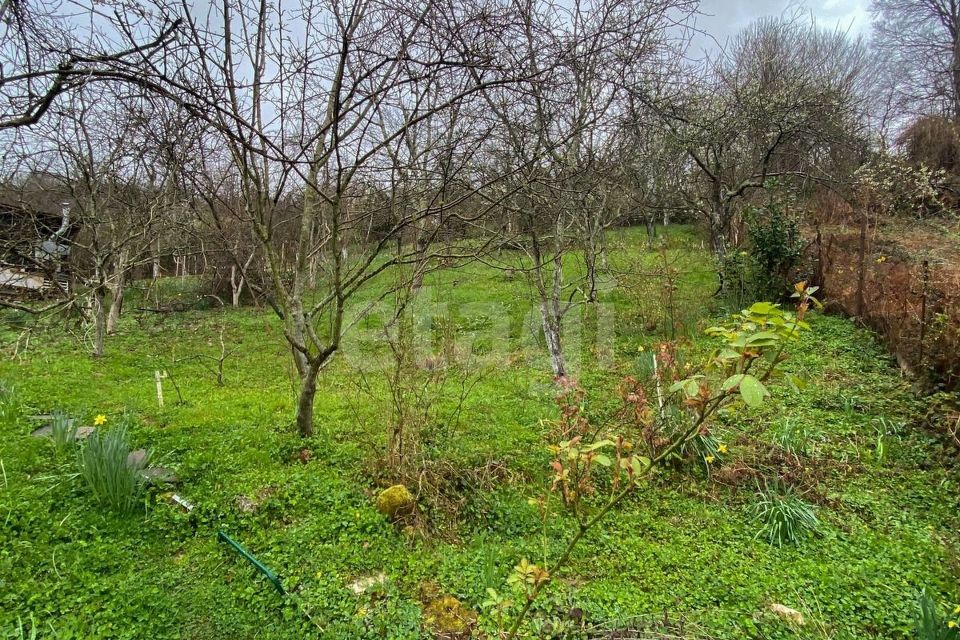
[871,0,960,122]
[480,0,692,378]
[652,16,868,263]
[155,0,535,437]
[0,2,180,129]
[14,85,175,356]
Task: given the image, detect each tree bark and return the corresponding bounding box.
[295,360,321,437]
[92,285,106,358]
[106,280,124,334]
[541,303,566,378]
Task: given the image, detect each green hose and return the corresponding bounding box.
[217,530,285,595]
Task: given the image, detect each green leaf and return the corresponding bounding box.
[746,331,779,347]
[739,375,769,407]
[593,454,612,467]
[722,374,746,391]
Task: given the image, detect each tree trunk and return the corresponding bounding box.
[92,286,106,358]
[645,217,656,246]
[584,242,598,303]
[295,361,320,437]
[106,280,124,334]
[541,303,566,378]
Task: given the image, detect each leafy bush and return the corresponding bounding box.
[750,484,820,547]
[855,153,949,218]
[745,201,803,300]
[721,199,803,306]
[915,590,960,640]
[76,424,149,513]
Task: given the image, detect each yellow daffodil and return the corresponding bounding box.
[93,414,107,426]
[705,455,715,464]
[717,444,728,454]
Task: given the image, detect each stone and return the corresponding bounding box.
[768,603,805,626]
[127,449,150,468]
[375,484,415,518]
[75,427,95,439]
[347,572,386,595]
[30,424,94,439]
[142,467,178,485]
[234,495,257,514]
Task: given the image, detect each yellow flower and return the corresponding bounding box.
[705,455,715,464]
[948,620,957,629]
[637,345,645,353]
[93,414,107,426]
[954,605,960,615]
[717,444,728,454]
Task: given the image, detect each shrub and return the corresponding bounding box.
[76,425,149,513]
[750,484,819,547]
[745,201,803,300]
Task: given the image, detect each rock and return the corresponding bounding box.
[233,487,276,514]
[142,467,178,485]
[31,424,94,439]
[234,495,257,514]
[421,594,476,638]
[75,426,95,439]
[375,484,415,518]
[768,603,805,626]
[127,449,150,469]
[348,572,386,595]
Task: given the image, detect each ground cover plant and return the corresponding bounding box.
[0,226,958,639]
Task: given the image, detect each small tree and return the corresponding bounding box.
[494,284,820,637]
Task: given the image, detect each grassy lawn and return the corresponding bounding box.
[1,226,957,639]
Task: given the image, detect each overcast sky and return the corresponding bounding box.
[690,0,871,55]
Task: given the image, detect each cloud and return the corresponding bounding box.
[689,0,870,55]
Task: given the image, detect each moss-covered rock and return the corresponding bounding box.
[375,484,414,518]
[421,594,476,638]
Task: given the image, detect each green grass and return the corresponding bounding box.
[0,225,957,639]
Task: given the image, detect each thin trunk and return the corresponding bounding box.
[106,278,124,334]
[92,285,106,358]
[295,360,320,437]
[541,302,566,378]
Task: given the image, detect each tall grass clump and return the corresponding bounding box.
[77,424,149,513]
[50,410,78,454]
[0,380,24,429]
[915,589,960,640]
[750,484,820,547]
